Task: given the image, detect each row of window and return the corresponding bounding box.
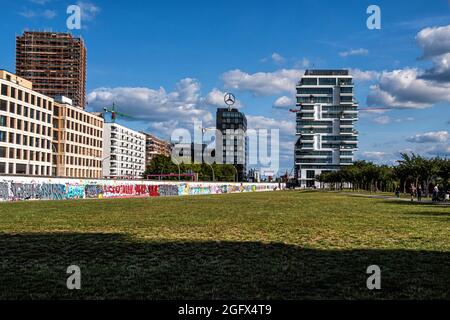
[299,78,353,86]
[0,100,52,124]
[0,146,51,162]
[0,130,51,149]
[62,144,102,158]
[62,119,102,138]
[54,130,102,148]
[63,168,102,179]
[56,155,102,168]
[0,162,51,175]
[54,106,103,128]
[1,84,53,111]
[0,115,52,137]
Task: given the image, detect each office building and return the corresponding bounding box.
[16,31,87,108]
[103,123,145,178]
[295,69,358,188]
[52,96,104,178]
[216,108,247,181]
[143,133,172,164]
[0,70,53,176]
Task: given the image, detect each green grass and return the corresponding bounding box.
[0,191,449,299]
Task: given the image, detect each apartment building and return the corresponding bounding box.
[295,69,359,188]
[103,123,145,178]
[52,96,104,178]
[16,31,87,108]
[143,132,172,164]
[0,70,53,176]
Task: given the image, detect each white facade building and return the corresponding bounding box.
[0,70,54,176]
[295,70,359,188]
[103,123,145,178]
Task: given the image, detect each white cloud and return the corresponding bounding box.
[407,131,449,143]
[349,68,380,82]
[294,58,310,68]
[367,68,450,108]
[361,151,390,161]
[416,24,450,59]
[221,69,303,96]
[372,116,391,125]
[203,88,243,108]
[415,24,450,82]
[87,78,214,138]
[339,48,369,57]
[273,96,295,108]
[271,53,285,64]
[29,0,52,4]
[19,8,56,19]
[261,52,286,65]
[77,1,100,21]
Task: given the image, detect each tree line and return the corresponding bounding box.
[317,153,450,195]
[144,155,238,182]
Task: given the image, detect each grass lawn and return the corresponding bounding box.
[0,191,449,300]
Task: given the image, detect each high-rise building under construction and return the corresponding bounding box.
[16,31,87,108]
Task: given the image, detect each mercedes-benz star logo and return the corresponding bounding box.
[224,93,236,106]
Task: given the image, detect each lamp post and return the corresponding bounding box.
[205,162,215,182]
[172,157,181,181]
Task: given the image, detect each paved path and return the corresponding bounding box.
[342,193,450,206]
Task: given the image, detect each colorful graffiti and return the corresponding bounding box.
[0,177,282,202]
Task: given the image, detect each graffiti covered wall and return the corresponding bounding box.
[0,176,282,202]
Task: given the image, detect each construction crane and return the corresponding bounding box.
[103,102,134,123]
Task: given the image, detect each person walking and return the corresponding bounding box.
[417,186,422,202]
[410,184,416,202]
[432,185,439,202]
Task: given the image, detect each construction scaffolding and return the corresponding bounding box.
[16,31,87,108]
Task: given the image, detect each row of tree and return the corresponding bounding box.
[317,153,450,194]
[144,155,238,182]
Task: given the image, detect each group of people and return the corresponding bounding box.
[404,184,449,202]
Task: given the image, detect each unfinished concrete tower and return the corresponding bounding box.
[16,31,87,108]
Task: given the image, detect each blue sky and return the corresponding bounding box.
[1,0,450,174]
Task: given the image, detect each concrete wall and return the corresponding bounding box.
[0,176,282,201]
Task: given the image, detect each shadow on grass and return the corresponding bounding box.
[0,233,449,300]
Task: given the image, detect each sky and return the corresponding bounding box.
[1,0,450,175]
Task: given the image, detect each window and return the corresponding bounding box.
[9,148,14,158]
[16,134,22,145]
[16,164,26,175]
[0,147,6,158]
[306,170,316,179]
[0,131,6,142]
[0,116,6,127]
[0,162,5,174]
[9,103,15,113]
[1,84,7,96]
[11,87,16,99]
[0,100,6,111]
[319,78,337,85]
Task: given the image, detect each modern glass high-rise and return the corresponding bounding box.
[216,108,247,181]
[295,70,358,188]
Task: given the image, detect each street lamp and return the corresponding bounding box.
[172,157,181,181]
[205,162,215,182]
